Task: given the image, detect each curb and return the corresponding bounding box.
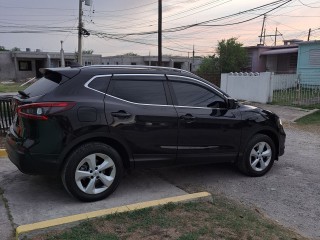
[292,109,319,122]
[16,191,212,240]
[0,149,7,157]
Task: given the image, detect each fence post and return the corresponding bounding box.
[268,72,274,103]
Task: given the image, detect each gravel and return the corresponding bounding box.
[155,123,320,239]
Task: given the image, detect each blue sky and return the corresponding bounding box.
[0,0,319,56]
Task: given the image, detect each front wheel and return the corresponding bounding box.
[238,134,276,177]
[61,142,123,202]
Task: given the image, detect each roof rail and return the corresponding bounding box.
[81,64,189,73]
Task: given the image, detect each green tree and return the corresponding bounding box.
[82,49,94,54]
[123,52,139,56]
[197,55,219,75]
[0,46,8,51]
[11,47,21,51]
[217,37,248,73]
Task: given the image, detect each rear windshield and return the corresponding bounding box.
[23,71,65,97]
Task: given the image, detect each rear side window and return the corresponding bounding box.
[87,76,110,93]
[23,71,64,97]
[109,80,167,105]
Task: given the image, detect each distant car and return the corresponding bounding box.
[5,65,285,202]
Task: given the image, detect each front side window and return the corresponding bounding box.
[110,80,167,105]
[171,81,226,108]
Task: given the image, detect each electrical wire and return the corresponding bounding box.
[298,0,320,8]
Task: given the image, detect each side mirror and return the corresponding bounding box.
[227,98,238,109]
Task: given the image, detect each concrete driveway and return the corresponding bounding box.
[0,161,187,240]
[0,103,318,239]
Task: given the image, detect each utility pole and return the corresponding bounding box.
[258,28,282,46]
[60,40,65,67]
[192,45,195,72]
[307,28,311,41]
[259,14,266,45]
[158,0,162,66]
[78,0,83,65]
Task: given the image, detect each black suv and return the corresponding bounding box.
[6,65,285,202]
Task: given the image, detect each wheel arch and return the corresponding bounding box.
[254,129,279,159]
[59,133,133,172]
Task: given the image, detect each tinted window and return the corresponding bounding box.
[110,80,167,105]
[171,81,226,108]
[88,76,110,93]
[24,78,59,97]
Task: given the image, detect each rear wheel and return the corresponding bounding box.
[61,142,123,202]
[238,134,276,177]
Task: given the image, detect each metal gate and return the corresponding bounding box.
[0,96,14,133]
[272,73,320,106]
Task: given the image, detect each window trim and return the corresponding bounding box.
[84,74,174,107]
[167,76,227,109]
[108,76,169,106]
[166,75,226,98]
[84,75,112,94]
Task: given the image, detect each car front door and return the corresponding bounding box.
[167,75,242,164]
[104,74,178,167]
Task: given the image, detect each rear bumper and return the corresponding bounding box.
[5,131,60,175]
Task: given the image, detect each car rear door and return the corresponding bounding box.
[104,74,178,167]
[167,75,242,164]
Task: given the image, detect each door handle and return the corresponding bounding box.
[111,111,132,118]
[180,114,195,122]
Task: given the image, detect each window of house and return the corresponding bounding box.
[116,62,119,65]
[171,81,226,108]
[131,62,136,65]
[109,80,167,105]
[18,61,32,71]
[289,54,298,70]
[58,60,72,67]
[309,49,320,66]
[84,61,92,66]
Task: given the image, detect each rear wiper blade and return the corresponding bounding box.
[18,90,30,98]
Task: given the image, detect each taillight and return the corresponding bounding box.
[17,102,76,120]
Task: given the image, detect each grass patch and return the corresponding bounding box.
[295,110,320,125]
[32,194,307,240]
[0,83,29,93]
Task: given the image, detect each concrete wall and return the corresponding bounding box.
[0,52,36,81]
[0,52,16,81]
[221,72,273,103]
[101,56,202,71]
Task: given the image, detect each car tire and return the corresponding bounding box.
[238,134,276,177]
[61,142,123,202]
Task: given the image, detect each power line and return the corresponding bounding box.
[298,0,320,8]
[94,0,293,37]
